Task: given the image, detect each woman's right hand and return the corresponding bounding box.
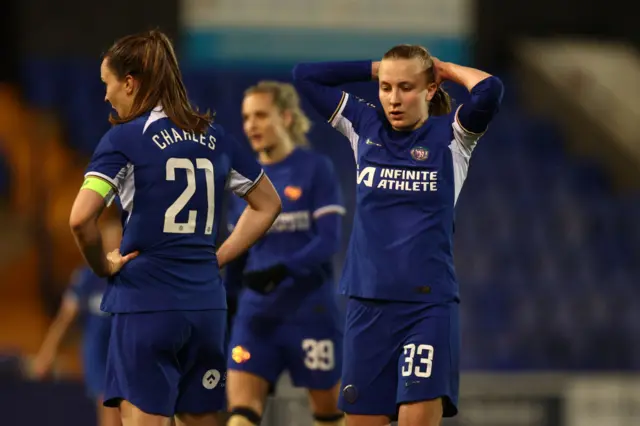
[107,248,139,276]
[431,57,449,85]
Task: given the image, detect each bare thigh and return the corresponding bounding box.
[307,382,342,416]
[345,414,390,426]
[174,412,226,426]
[226,370,271,416]
[96,398,122,426]
[119,400,172,426]
[397,399,443,426]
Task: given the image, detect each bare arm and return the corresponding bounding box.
[69,186,137,277]
[430,58,503,134]
[32,297,79,379]
[216,175,281,268]
[69,189,111,276]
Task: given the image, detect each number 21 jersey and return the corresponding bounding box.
[85,106,263,313]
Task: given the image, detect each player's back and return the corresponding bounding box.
[87,107,262,313]
[228,148,343,324]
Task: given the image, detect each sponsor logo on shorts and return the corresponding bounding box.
[231,345,251,364]
[202,369,221,389]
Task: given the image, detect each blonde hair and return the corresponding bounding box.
[244,81,311,146]
[383,44,452,116]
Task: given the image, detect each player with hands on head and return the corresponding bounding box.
[69,29,281,426]
[293,45,503,426]
[224,81,346,426]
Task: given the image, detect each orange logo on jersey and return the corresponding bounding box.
[231,345,251,364]
[284,185,303,201]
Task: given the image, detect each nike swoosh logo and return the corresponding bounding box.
[366,139,382,147]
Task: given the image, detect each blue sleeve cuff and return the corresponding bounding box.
[457,76,504,133]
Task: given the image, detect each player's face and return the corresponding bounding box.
[378,58,437,131]
[242,93,289,153]
[101,58,135,118]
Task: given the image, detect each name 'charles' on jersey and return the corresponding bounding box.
[331,94,480,303]
[85,106,263,313]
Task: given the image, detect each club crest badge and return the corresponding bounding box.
[410,146,429,161]
[284,185,303,201]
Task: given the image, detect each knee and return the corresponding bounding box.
[311,399,341,417]
[227,397,264,417]
[228,407,262,426]
[226,373,269,415]
[313,412,345,426]
[308,384,341,416]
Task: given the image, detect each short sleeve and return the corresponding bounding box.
[329,92,379,159]
[225,136,264,197]
[85,127,130,198]
[311,157,346,220]
[451,105,482,159]
[449,107,481,205]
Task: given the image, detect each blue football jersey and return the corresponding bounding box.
[65,266,111,334]
[331,94,481,303]
[227,148,345,321]
[65,266,111,396]
[85,107,264,313]
[66,266,109,322]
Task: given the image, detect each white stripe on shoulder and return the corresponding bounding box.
[227,169,265,197]
[143,106,168,134]
[329,92,349,127]
[328,93,360,162]
[452,105,483,156]
[313,204,346,219]
[119,163,135,215]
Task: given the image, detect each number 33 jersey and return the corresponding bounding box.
[85,106,264,313]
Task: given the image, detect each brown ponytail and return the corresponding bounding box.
[104,29,212,133]
[429,86,452,116]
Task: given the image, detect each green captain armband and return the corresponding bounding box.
[81,176,116,206]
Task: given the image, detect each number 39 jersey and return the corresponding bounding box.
[85,107,263,313]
